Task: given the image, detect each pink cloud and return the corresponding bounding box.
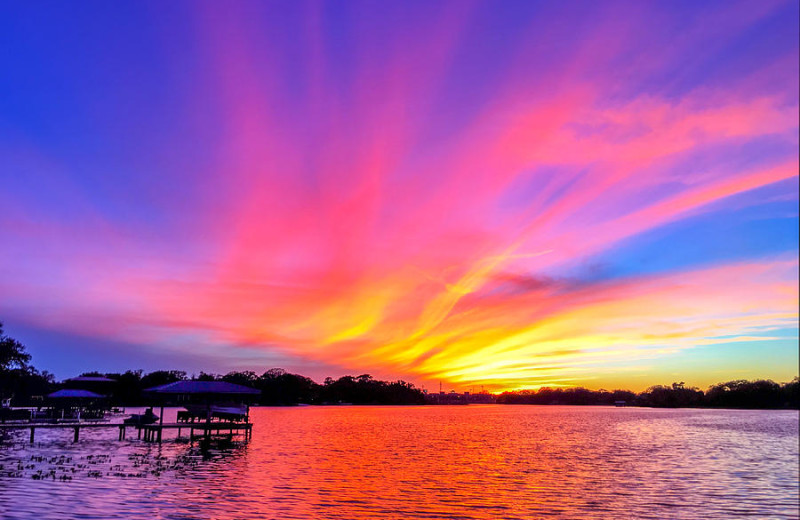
[1,1,797,388]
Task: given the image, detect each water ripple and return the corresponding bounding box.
[0,406,797,519]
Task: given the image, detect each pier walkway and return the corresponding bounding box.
[0,421,252,443]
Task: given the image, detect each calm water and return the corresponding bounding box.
[0,406,797,519]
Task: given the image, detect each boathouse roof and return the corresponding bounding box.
[66,376,117,383]
[143,381,261,395]
[48,389,106,399]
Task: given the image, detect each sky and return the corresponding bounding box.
[0,0,798,392]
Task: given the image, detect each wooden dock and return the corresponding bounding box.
[0,421,252,443]
[141,422,253,443]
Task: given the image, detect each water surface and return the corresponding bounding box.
[1,406,797,519]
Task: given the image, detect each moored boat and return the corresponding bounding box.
[123,408,159,425]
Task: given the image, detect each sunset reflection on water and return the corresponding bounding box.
[0,406,797,519]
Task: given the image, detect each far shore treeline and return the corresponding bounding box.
[1,322,798,409]
[496,381,798,409]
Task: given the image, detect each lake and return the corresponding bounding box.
[0,405,797,519]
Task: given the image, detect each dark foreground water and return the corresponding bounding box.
[0,406,797,519]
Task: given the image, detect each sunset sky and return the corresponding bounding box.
[1,1,798,391]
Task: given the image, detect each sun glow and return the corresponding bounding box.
[1,1,797,389]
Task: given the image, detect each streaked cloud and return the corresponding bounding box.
[0,0,797,388]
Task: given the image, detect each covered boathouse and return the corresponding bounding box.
[141,380,261,443]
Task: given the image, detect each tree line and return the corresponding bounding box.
[496,380,799,409]
[1,323,424,406]
[2,322,798,408]
[71,368,426,406]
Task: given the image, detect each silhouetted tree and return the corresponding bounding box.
[140,370,187,389]
[638,383,704,408]
[0,322,31,372]
[222,371,258,386]
[318,375,424,404]
[610,390,636,404]
[705,379,783,409]
[781,377,799,408]
[0,322,55,406]
[258,369,318,405]
[89,370,143,405]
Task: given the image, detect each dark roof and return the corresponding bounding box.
[143,381,260,395]
[48,389,106,399]
[66,376,116,383]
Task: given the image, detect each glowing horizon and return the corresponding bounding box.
[1,1,798,391]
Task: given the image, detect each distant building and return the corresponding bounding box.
[424,390,495,405]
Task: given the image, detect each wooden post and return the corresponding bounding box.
[137,427,142,439]
[73,427,79,443]
[158,405,164,443]
[205,403,211,440]
[245,403,251,440]
[29,427,35,444]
